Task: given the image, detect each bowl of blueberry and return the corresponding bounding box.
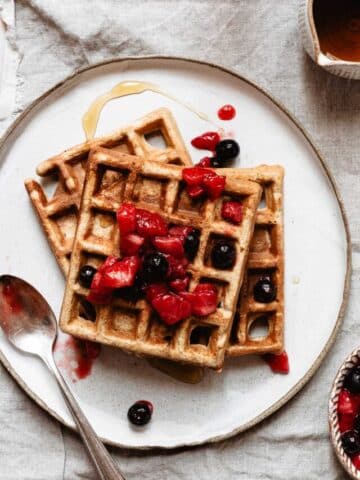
[329,348,360,479]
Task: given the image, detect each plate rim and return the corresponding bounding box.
[0,54,352,450]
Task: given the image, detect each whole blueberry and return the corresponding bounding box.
[78,265,97,288]
[253,277,277,303]
[128,401,153,426]
[344,366,360,394]
[184,230,200,260]
[215,139,240,165]
[142,253,168,282]
[342,430,360,456]
[211,241,236,269]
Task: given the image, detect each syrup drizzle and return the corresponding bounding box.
[83,81,210,140]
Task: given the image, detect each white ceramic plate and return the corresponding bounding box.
[0,57,350,449]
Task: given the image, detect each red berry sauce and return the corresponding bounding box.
[54,336,101,381]
[262,350,289,374]
[218,104,236,121]
[3,282,22,315]
[191,131,220,152]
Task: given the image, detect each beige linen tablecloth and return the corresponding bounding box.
[0,0,358,478]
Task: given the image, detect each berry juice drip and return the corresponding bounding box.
[55,337,101,381]
[217,104,236,121]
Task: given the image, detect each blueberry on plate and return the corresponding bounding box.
[78,265,97,288]
[128,401,153,426]
[342,430,360,456]
[214,139,240,165]
[344,366,360,394]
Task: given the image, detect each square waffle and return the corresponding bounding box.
[59,147,261,369]
[225,165,284,356]
[24,108,191,274]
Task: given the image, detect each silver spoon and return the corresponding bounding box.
[0,274,124,480]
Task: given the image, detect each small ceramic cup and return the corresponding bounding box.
[329,347,360,480]
[299,0,360,79]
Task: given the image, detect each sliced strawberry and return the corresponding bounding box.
[153,235,184,258]
[135,209,167,237]
[182,167,209,186]
[168,225,193,241]
[101,256,141,289]
[338,412,354,433]
[169,276,190,293]
[182,167,225,200]
[87,272,113,304]
[196,156,212,167]
[203,171,226,199]
[221,200,243,224]
[116,203,136,234]
[338,389,356,415]
[145,283,168,302]
[151,292,192,325]
[98,255,118,273]
[121,233,144,256]
[262,351,290,374]
[87,256,119,304]
[87,289,112,305]
[353,453,360,470]
[193,283,218,295]
[179,291,196,304]
[164,254,188,280]
[191,132,220,151]
[191,283,218,316]
[186,184,205,198]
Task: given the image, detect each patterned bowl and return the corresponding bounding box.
[329,347,360,479]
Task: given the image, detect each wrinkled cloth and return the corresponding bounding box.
[0,0,359,478]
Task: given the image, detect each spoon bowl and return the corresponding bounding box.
[0,275,57,358]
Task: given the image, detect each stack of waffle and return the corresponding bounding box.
[25,108,284,372]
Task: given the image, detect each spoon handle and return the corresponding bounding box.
[44,353,125,480]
